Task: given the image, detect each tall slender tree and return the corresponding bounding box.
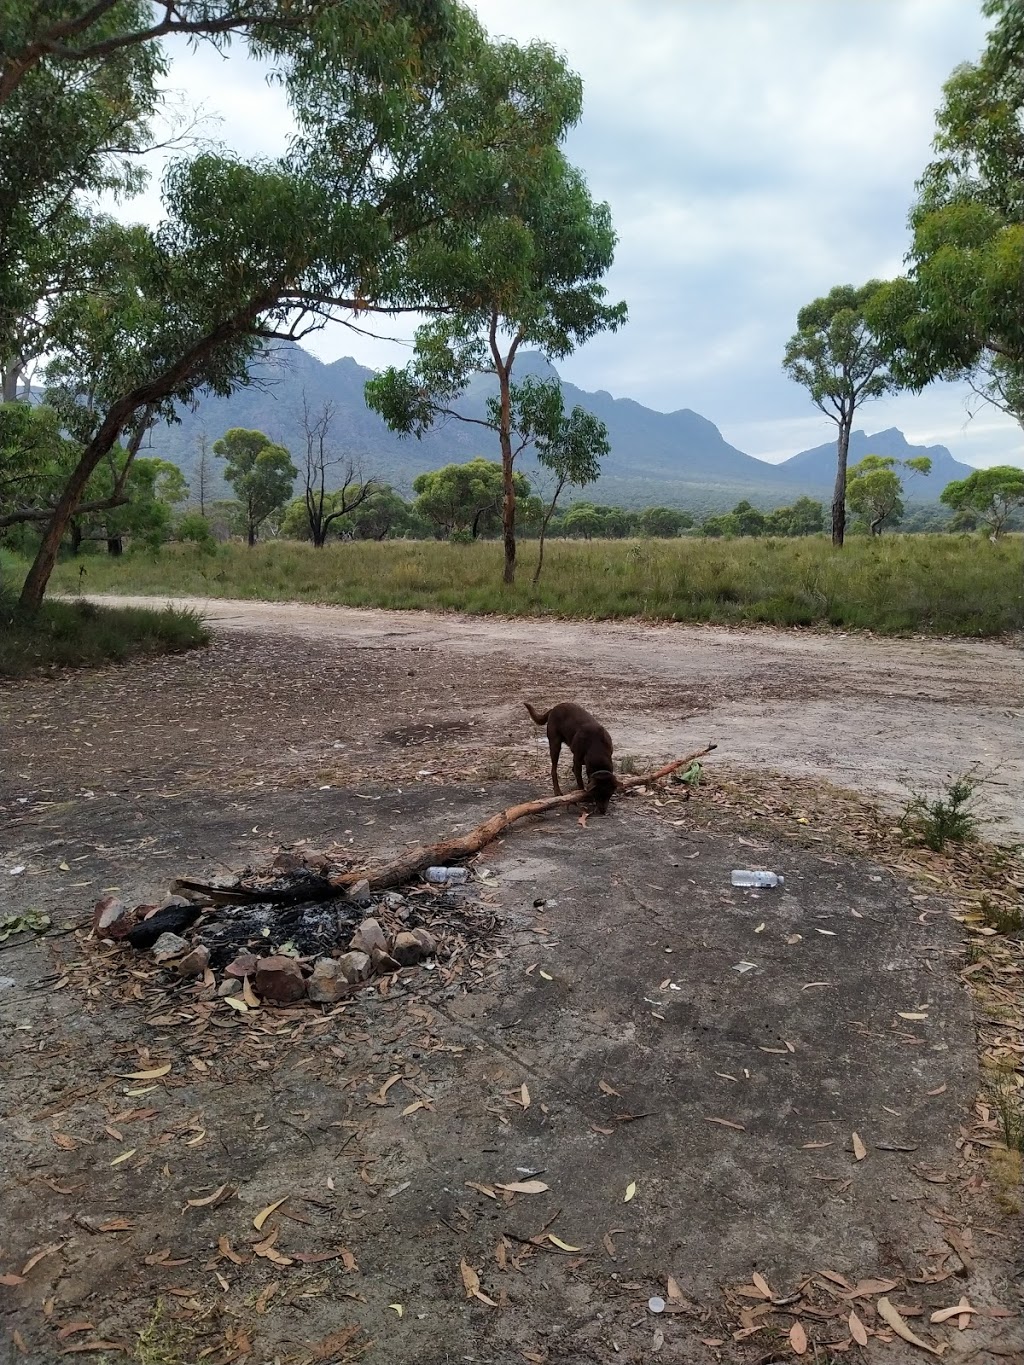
[783,283,897,548]
[364,45,626,584]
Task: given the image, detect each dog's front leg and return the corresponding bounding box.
[573,755,585,790]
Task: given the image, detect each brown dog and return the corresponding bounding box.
[524,701,617,814]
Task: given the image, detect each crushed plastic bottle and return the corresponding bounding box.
[424,866,469,885]
[731,869,784,888]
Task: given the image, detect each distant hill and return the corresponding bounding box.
[149,342,977,511]
[775,427,975,493]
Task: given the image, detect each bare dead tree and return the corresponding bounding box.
[299,391,378,547]
[195,430,212,516]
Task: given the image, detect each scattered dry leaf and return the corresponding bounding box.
[253,1197,287,1231]
[185,1183,234,1210]
[495,1180,548,1195]
[599,1080,621,1097]
[547,1235,580,1252]
[116,1064,170,1080]
[705,1117,745,1131]
[877,1297,942,1356]
[624,1181,636,1203]
[789,1321,807,1355]
[851,1132,867,1161]
[849,1309,868,1346]
[930,1298,975,1325]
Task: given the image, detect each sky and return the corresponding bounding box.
[125,0,1023,469]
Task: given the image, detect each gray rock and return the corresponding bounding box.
[410,927,437,956]
[391,931,426,966]
[152,932,188,963]
[217,978,241,998]
[370,945,401,974]
[176,944,210,978]
[254,954,306,1004]
[337,950,372,983]
[224,951,258,979]
[92,895,127,937]
[347,878,372,907]
[350,916,388,955]
[308,957,347,1004]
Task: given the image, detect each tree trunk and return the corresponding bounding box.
[832,418,851,547]
[533,477,566,586]
[106,536,123,555]
[70,521,82,555]
[1,362,21,402]
[16,287,279,611]
[18,407,131,610]
[247,523,256,547]
[497,364,516,584]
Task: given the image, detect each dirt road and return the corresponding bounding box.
[81,594,1023,839]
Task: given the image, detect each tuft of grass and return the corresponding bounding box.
[989,1147,1022,1215]
[0,592,210,678]
[32,531,1024,637]
[902,774,981,851]
[617,753,640,776]
[977,894,1024,936]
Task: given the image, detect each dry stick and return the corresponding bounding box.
[329,742,716,891]
[174,743,717,902]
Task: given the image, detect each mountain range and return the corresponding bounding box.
[150,342,976,511]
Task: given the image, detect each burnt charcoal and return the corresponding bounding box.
[126,904,202,949]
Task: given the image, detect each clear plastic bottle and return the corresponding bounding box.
[425,866,469,884]
[731,869,784,888]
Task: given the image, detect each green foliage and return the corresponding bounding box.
[783,282,898,545]
[46,534,1023,637]
[940,465,1024,537]
[412,458,530,538]
[764,496,825,537]
[176,510,217,553]
[0,401,76,516]
[637,506,693,538]
[902,774,981,851]
[12,0,631,607]
[0,587,209,678]
[846,454,931,536]
[363,32,626,584]
[213,428,296,545]
[867,3,1024,423]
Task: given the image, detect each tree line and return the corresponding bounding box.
[2,0,1024,607]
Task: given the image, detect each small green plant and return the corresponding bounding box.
[618,753,639,775]
[977,894,1023,936]
[902,773,980,851]
[993,1066,1024,1154]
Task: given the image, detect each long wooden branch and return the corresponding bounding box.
[172,744,716,904]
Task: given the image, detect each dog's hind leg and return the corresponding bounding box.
[548,734,563,795]
[572,754,585,790]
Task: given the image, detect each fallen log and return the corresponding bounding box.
[173,742,716,903]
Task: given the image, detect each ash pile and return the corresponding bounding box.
[89,848,480,1006]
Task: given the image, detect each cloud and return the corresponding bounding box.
[102,1,1022,469]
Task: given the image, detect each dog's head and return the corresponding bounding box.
[588,768,618,815]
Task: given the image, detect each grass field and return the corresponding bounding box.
[0,590,210,678]
[34,533,1024,636]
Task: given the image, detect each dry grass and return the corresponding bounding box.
[37,532,1024,636]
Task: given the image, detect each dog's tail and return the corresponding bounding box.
[523,701,549,726]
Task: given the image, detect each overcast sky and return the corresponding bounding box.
[132,0,1023,468]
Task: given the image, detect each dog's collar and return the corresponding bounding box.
[587,769,616,780]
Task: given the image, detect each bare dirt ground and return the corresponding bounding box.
[34,593,1024,840]
[1,600,1022,1365]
